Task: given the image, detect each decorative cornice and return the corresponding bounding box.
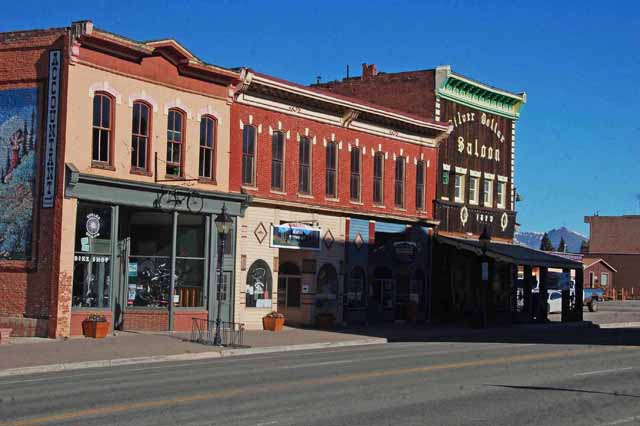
[435,66,526,119]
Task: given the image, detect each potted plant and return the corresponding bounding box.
[316,312,335,329]
[82,313,110,338]
[262,311,285,331]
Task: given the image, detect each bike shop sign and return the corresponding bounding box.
[270,223,321,250]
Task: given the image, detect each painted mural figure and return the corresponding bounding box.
[0,88,38,260]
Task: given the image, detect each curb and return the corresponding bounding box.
[0,337,387,378]
[598,322,640,329]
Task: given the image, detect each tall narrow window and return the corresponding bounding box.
[395,157,405,208]
[350,147,361,201]
[496,181,506,209]
[325,142,337,198]
[92,93,113,165]
[199,116,216,179]
[454,174,465,203]
[242,125,256,185]
[131,101,150,171]
[298,136,311,194]
[469,176,479,205]
[416,160,425,210]
[483,179,494,207]
[373,152,384,205]
[166,109,184,176]
[271,131,285,191]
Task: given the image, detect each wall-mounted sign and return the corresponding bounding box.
[457,136,500,163]
[42,50,61,208]
[271,223,321,251]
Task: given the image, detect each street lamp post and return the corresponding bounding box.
[479,226,492,329]
[213,204,233,346]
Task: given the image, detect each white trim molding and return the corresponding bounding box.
[164,98,193,120]
[497,175,509,183]
[455,166,467,175]
[484,172,495,180]
[470,169,482,178]
[88,81,122,104]
[442,164,451,171]
[197,105,223,123]
[128,91,158,112]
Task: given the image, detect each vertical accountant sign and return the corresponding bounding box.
[42,50,61,208]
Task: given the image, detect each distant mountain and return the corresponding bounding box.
[515,227,587,253]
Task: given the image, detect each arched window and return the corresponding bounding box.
[166,108,185,177]
[131,101,151,171]
[199,115,216,179]
[350,146,361,201]
[242,125,256,185]
[325,141,337,198]
[346,267,366,308]
[92,92,114,165]
[271,131,285,191]
[246,260,272,308]
[317,264,338,298]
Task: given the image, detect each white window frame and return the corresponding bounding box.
[496,181,506,209]
[469,176,479,205]
[454,173,465,203]
[483,179,493,208]
[601,272,609,286]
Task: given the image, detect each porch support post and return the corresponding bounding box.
[538,267,549,323]
[511,264,518,323]
[574,267,584,321]
[169,210,178,331]
[561,268,571,322]
[523,265,533,322]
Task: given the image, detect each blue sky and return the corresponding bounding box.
[2,0,638,235]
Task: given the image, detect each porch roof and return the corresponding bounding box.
[437,235,583,269]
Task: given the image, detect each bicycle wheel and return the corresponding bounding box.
[186,191,204,213]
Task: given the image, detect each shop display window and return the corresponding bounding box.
[72,203,113,308]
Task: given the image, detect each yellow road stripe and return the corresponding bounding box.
[2,346,632,426]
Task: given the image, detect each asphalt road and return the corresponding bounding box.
[1,328,640,426]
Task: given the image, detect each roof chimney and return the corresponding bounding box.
[362,63,377,80]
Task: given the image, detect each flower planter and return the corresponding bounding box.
[262,316,285,332]
[82,320,110,338]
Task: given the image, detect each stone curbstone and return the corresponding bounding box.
[0,338,387,378]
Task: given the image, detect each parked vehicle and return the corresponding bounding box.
[584,288,604,312]
[547,290,562,314]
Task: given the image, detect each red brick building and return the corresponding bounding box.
[229,70,451,327]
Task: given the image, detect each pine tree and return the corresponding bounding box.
[558,237,566,253]
[580,240,589,254]
[540,233,554,251]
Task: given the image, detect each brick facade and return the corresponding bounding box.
[0,29,70,336]
[230,103,439,221]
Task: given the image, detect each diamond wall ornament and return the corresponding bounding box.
[354,232,364,250]
[254,222,268,244]
[323,229,335,249]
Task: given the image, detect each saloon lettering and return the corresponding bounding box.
[457,136,500,163]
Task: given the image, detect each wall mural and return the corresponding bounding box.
[0,88,38,260]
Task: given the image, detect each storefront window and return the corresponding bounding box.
[72,203,112,308]
[346,267,366,308]
[246,260,272,308]
[127,211,206,308]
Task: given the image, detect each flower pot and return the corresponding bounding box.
[82,320,110,338]
[263,316,285,332]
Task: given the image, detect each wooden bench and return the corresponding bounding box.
[0,327,12,344]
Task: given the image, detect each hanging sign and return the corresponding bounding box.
[271,223,321,250]
[42,50,61,208]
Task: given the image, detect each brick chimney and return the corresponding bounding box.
[362,63,377,80]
